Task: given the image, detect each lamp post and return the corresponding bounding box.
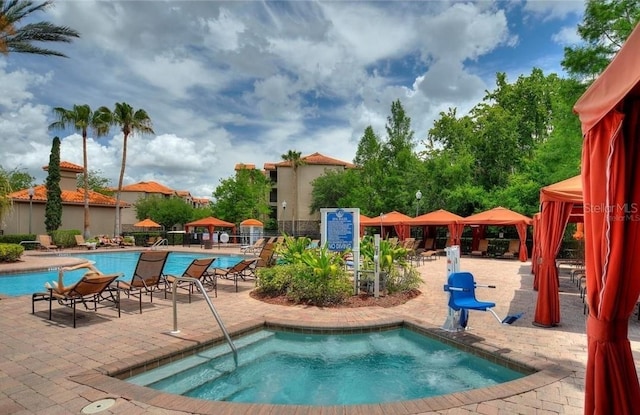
[282,200,287,234]
[28,187,34,235]
[415,190,422,217]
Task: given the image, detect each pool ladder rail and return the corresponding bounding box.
[169,276,238,366]
[150,238,169,249]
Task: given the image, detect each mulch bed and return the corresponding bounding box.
[249,289,421,308]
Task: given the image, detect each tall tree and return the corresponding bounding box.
[0,0,79,57]
[75,169,112,195]
[379,99,421,213]
[0,165,34,190]
[134,196,193,230]
[562,0,640,79]
[280,150,304,235]
[103,102,154,236]
[49,104,110,238]
[211,168,272,224]
[44,136,61,232]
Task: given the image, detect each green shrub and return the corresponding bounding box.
[385,266,422,294]
[286,268,352,306]
[255,263,299,296]
[50,229,81,248]
[0,243,24,262]
[0,234,35,244]
[276,235,312,264]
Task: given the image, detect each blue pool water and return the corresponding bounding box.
[0,251,243,296]
[128,328,525,406]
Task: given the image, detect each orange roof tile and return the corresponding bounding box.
[9,185,129,207]
[43,161,84,172]
[235,163,256,170]
[275,152,354,168]
[119,181,175,195]
[175,190,191,197]
[263,163,276,170]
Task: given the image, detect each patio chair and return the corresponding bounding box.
[37,234,58,250]
[424,238,435,250]
[256,243,275,268]
[74,235,89,249]
[164,257,217,302]
[471,239,489,257]
[212,258,258,292]
[117,251,170,313]
[32,273,122,328]
[500,240,520,259]
[241,237,265,255]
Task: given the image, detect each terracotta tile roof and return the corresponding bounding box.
[235,163,256,170]
[263,163,276,170]
[42,161,84,172]
[275,152,354,168]
[119,181,175,195]
[175,190,191,197]
[9,185,129,207]
[192,197,210,205]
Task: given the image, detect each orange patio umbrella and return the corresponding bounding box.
[133,218,162,229]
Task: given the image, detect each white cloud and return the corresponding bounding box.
[1,1,579,199]
[524,0,584,21]
[553,25,583,46]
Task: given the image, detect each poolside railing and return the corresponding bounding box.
[169,276,238,365]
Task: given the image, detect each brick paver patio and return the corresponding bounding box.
[0,246,638,414]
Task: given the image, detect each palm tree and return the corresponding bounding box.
[103,102,154,236]
[280,150,304,236]
[48,104,110,239]
[1,0,80,57]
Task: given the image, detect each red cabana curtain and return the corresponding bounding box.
[531,214,541,281]
[582,105,640,414]
[515,223,528,262]
[532,201,572,327]
[447,223,462,246]
[398,224,410,240]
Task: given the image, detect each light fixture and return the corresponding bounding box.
[415,190,422,217]
[281,201,287,234]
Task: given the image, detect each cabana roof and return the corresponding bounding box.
[540,175,582,203]
[409,209,464,225]
[461,206,532,226]
[360,211,412,226]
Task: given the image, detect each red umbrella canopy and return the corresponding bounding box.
[185,217,236,237]
[185,216,235,228]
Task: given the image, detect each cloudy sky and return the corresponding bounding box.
[1,0,584,199]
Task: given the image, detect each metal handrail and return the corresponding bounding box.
[151,238,168,249]
[170,276,238,365]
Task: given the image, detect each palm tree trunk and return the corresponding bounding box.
[114,133,128,236]
[82,133,90,239]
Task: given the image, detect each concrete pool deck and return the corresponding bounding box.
[1,246,639,414]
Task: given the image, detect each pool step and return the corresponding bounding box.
[128,330,275,389]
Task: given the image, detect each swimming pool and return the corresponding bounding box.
[0,251,243,296]
[127,326,526,406]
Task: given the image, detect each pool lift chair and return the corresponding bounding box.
[443,271,523,331]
